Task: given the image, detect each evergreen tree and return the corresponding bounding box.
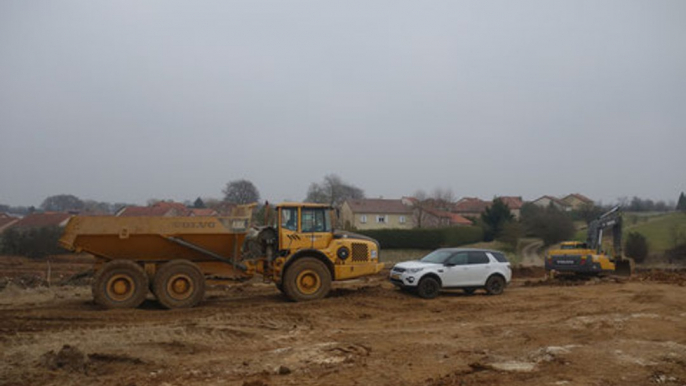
[193,197,206,209]
[481,198,514,241]
[677,192,686,212]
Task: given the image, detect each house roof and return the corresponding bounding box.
[189,208,218,216]
[497,196,524,210]
[10,212,72,229]
[562,193,593,204]
[424,207,473,225]
[344,199,412,214]
[454,197,490,213]
[117,202,191,217]
[532,195,570,207]
[0,213,19,230]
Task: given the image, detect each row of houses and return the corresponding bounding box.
[340,193,593,230]
[0,194,593,233]
[0,202,228,233]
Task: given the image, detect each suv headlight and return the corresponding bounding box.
[406,267,424,274]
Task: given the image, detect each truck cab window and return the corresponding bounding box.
[281,207,298,231]
[301,208,331,233]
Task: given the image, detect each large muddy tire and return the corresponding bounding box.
[153,260,205,309]
[485,275,506,295]
[282,258,331,302]
[416,276,440,299]
[92,260,149,309]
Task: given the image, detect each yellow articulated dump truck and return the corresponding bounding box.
[59,203,383,309]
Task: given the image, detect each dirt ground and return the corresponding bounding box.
[1,256,686,386]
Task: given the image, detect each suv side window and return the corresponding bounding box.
[467,251,490,265]
[491,252,508,263]
[446,252,468,266]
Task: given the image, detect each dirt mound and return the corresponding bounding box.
[634,269,686,286]
[40,345,88,373]
[39,345,145,375]
[512,266,546,278]
[523,275,626,288]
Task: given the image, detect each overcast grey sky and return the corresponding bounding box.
[1,1,685,207]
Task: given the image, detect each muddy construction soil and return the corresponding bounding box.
[1,258,686,386]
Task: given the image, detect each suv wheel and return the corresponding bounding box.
[416,276,440,299]
[485,275,505,295]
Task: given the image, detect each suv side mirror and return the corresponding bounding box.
[444,262,456,267]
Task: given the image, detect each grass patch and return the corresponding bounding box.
[625,212,686,253]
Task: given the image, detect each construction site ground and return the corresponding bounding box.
[1,255,686,386]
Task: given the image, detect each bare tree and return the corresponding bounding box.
[305,174,364,207]
[223,179,260,204]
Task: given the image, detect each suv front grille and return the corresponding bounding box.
[351,243,368,262]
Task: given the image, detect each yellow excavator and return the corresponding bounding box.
[545,206,633,276]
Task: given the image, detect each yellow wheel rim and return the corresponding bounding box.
[106,274,135,301]
[167,274,194,300]
[296,269,321,295]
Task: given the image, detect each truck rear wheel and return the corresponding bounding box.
[92,260,149,309]
[153,260,205,309]
[282,258,331,302]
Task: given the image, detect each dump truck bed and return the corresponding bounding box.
[60,216,251,263]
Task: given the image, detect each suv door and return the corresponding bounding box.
[465,251,491,285]
[440,252,469,287]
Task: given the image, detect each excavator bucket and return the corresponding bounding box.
[614,258,634,277]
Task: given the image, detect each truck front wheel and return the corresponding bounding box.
[282,258,331,302]
[92,260,149,309]
[153,260,205,309]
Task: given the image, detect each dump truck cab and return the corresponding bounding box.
[263,203,383,299]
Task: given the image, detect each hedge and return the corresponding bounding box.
[0,226,67,259]
[357,226,484,250]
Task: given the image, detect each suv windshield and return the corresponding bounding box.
[420,250,454,264]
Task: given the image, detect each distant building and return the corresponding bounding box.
[0,213,19,232]
[453,196,523,219]
[340,199,413,230]
[531,195,571,211]
[561,193,594,210]
[189,208,219,217]
[453,197,490,219]
[116,202,190,217]
[421,208,473,228]
[9,212,72,229]
[497,196,524,220]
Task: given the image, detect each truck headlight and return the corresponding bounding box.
[371,250,377,259]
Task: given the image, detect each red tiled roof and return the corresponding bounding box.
[0,214,19,230]
[424,208,473,225]
[117,202,191,217]
[563,193,593,204]
[532,195,570,207]
[454,197,490,213]
[10,212,72,229]
[498,196,523,210]
[345,199,413,214]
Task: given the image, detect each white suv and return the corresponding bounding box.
[389,248,512,298]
